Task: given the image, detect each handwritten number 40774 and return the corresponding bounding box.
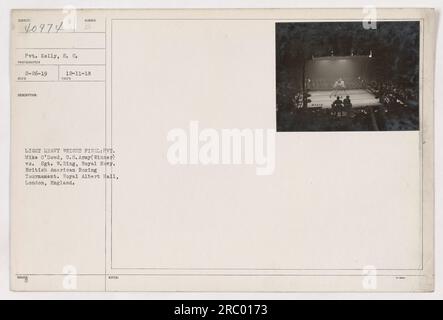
[24,22,64,33]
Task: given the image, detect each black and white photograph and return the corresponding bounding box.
[276,21,420,131]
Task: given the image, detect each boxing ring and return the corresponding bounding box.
[307,89,381,109]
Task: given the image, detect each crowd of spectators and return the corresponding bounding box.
[276,77,419,131]
[367,80,419,108]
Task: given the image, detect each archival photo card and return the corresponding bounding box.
[9,8,435,292]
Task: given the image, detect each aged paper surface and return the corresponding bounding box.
[10,8,435,292]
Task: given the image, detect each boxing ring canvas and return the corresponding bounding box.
[307,89,380,109]
[304,56,379,109]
